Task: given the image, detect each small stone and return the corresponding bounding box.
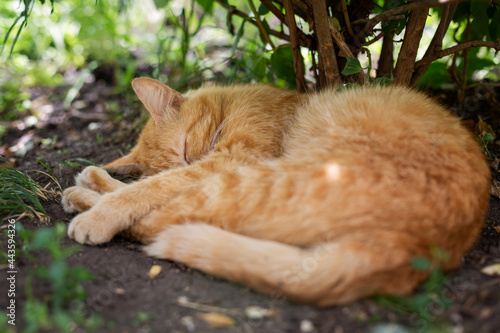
[300,319,314,332]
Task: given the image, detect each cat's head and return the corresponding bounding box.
[102,78,219,176]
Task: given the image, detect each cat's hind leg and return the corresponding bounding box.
[145,224,428,306]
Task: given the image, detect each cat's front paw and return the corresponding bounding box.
[75,166,125,194]
[62,186,102,213]
[67,210,117,245]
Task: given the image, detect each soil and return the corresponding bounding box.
[1,77,499,333]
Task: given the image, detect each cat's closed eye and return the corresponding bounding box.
[183,138,190,165]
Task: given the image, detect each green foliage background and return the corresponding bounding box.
[0,0,499,122]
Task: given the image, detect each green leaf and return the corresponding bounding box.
[153,0,170,9]
[247,55,267,79]
[484,132,495,143]
[30,228,56,250]
[258,4,270,15]
[489,9,500,41]
[231,19,246,56]
[416,61,449,88]
[341,57,364,76]
[470,2,490,40]
[411,257,431,271]
[452,2,470,23]
[371,77,392,86]
[196,0,214,13]
[381,0,408,35]
[270,47,296,88]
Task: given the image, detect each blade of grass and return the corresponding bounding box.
[0,158,51,221]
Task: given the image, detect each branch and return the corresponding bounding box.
[260,0,286,22]
[377,33,394,78]
[414,41,500,73]
[363,31,384,46]
[393,0,428,86]
[259,0,314,49]
[214,0,293,45]
[283,0,307,92]
[311,0,341,88]
[362,0,461,35]
[409,2,458,85]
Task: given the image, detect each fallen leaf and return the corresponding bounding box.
[481,264,500,276]
[475,116,494,138]
[198,312,235,327]
[489,179,500,198]
[114,288,125,295]
[494,226,500,234]
[148,265,162,278]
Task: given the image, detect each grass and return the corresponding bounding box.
[0,158,106,332]
[373,256,454,332]
[0,158,59,222]
[0,222,107,333]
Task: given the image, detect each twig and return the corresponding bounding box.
[214,0,290,44]
[260,0,286,22]
[362,0,462,36]
[363,32,384,46]
[283,0,307,92]
[352,15,406,25]
[341,0,355,37]
[413,41,500,82]
[458,12,471,105]
[177,296,240,315]
[328,20,366,85]
[247,0,276,50]
[259,0,314,49]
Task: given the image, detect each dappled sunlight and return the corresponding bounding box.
[324,162,341,181]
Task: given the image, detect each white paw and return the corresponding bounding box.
[75,166,117,193]
[62,186,101,213]
[62,187,78,213]
[67,210,116,245]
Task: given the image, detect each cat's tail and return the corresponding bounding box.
[144,224,428,306]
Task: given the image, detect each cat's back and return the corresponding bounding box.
[282,86,490,266]
[286,86,485,164]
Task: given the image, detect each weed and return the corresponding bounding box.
[0,159,54,222]
[60,160,80,168]
[14,222,106,332]
[96,133,103,144]
[373,256,453,332]
[478,132,495,157]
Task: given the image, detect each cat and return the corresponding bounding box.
[62,77,490,306]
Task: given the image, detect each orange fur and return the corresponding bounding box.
[62,78,490,306]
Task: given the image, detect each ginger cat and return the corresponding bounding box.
[62,78,490,306]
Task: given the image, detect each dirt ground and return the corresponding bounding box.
[1,78,499,332]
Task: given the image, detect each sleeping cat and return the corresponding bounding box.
[62,78,490,306]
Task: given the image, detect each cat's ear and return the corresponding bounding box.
[132,78,183,123]
[101,149,143,175]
